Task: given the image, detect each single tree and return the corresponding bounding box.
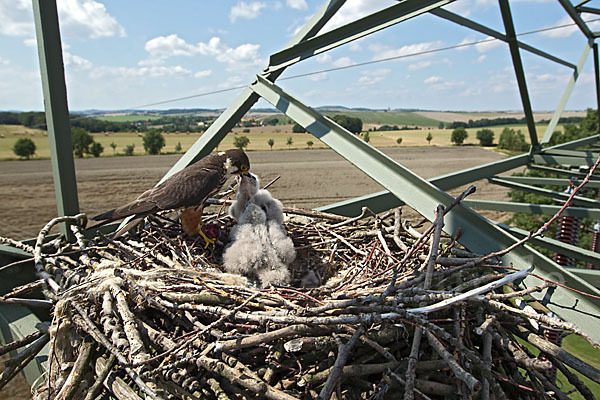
[451,127,468,145]
[396,137,403,145]
[143,130,166,155]
[175,141,182,153]
[363,132,370,143]
[476,128,494,146]
[12,137,36,159]
[426,132,433,145]
[306,140,314,149]
[109,141,117,154]
[233,135,250,150]
[71,127,94,157]
[124,144,135,156]
[438,122,445,129]
[286,136,293,149]
[332,114,363,134]
[90,141,104,157]
[292,123,306,133]
[267,138,275,150]
[498,127,528,151]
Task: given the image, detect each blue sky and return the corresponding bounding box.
[1,0,600,112]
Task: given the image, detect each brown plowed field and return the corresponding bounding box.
[0,146,515,241]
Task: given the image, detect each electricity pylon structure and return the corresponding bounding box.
[2,0,600,385]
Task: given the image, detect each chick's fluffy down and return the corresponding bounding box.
[223,203,295,287]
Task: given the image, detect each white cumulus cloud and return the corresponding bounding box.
[230,2,266,22]
[194,70,212,78]
[369,41,443,60]
[424,76,442,84]
[143,35,263,70]
[474,36,503,53]
[287,0,308,10]
[90,65,192,79]
[145,34,198,59]
[357,68,391,85]
[63,52,93,70]
[0,0,125,38]
[323,0,396,31]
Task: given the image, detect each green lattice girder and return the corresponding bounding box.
[249,74,600,340]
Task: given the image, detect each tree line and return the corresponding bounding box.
[445,115,582,130]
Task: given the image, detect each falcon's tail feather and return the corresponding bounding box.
[92,209,118,221]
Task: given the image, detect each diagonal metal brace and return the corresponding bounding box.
[249,74,600,340]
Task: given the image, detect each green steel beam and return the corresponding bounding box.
[0,306,48,387]
[558,0,594,39]
[494,175,600,188]
[542,148,600,158]
[595,43,600,133]
[489,177,600,207]
[267,0,453,73]
[250,75,600,339]
[154,0,346,183]
[463,199,600,219]
[528,163,600,179]
[564,268,600,288]
[430,9,576,69]
[495,222,600,275]
[32,0,79,237]
[540,43,592,144]
[498,0,539,149]
[578,6,600,14]
[532,154,599,167]
[319,153,530,216]
[319,136,599,217]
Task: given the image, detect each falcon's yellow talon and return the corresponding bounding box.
[198,229,216,248]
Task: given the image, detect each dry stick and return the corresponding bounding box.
[54,339,95,400]
[72,302,130,366]
[109,283,149,364]
[425,330,481,392]
[404,204,445,400]
[83,354,116,400]
[489,281,553,300]
[0,297,53,308]
[216,324,330,352]
[0,279,44,300]
[513,325,600,383]
[485,298,600,348]
[318,326,364,400]
[94,356,141,400]
[480,332,493,400]
[548,354,597,400]
[0,333,49,391]
[330,206,372,229]
[0,330,44,357]
[406,267,532,314]
[196,355,299,400]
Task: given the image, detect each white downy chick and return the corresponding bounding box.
[223,188,295,287]
[229,173,260,222]
[223,202,269,276]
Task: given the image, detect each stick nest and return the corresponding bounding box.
[1,203,599,400]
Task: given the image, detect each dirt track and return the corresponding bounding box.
[0,146,515,240]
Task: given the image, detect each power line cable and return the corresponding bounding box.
[116,16,600,110]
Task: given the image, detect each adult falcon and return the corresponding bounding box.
[92,149,250,240]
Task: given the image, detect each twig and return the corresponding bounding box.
[319,327,364,400]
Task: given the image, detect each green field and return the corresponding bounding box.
[322,110,441,126]
[0,123,562,160]
[95,114,163,122]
